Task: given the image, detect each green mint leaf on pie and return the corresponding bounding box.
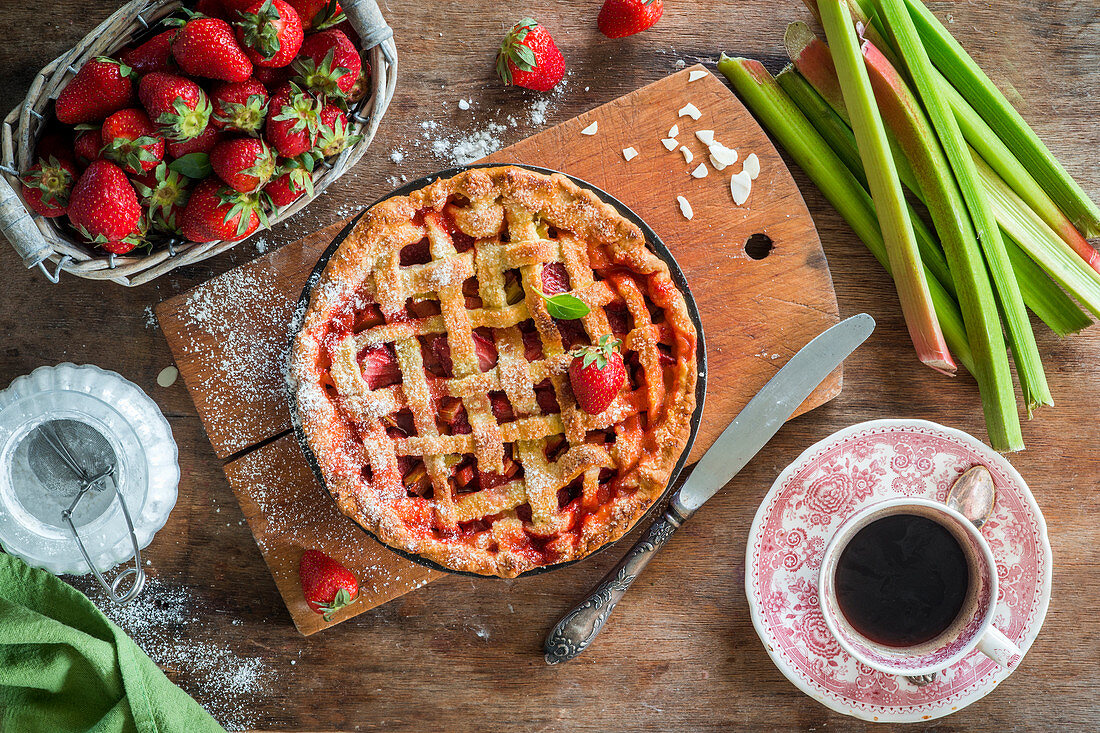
[169,152,212,179]
[534,287,589,320]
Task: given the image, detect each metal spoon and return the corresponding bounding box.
[907,465,996,687]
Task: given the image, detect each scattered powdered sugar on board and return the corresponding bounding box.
[81,575,273,732]
[142,305,157,329]
[179,263,298,453]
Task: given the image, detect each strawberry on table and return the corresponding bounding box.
[139,72,213,142]
[286,0,343,32]
[168,11,253,82]
[211,79,269,133]
[266,82,321,157]
[567,335,627,415]
[73,126,102,167]
[120,29,177,74]
[100,108,165,175]
[211,136,277,192]
[55,57,136,125]
[264,153,315,209]
[132,162,191,234]
[235,0,304,68]
[67,159,145,254]
[316,102,360,157]
[299,549,359,621]
[293,28,361,97]
[20,156,77,218]
[180,176,268,242]
[496,18,565,92]
[597,0,664,39]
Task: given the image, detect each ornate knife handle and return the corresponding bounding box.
[543,504,691,664]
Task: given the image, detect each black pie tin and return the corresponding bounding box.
[288,163,707,579]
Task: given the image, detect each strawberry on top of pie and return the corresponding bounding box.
[290,166,697,577]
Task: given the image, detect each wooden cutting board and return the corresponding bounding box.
[156,65,840,635]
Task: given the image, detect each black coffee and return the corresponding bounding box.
[834,513,970,648]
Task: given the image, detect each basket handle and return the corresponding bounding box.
[341,0,394,50]
[0,174,52,269]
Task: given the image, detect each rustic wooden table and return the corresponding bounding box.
[1,1,1097,731]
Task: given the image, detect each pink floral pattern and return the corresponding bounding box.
[746,420,1051,723]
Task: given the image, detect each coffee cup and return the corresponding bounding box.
[818,497,1021,679]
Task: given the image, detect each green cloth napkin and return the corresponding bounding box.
[0,552,226,733]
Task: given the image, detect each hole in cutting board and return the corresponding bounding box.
[745,233,773,260]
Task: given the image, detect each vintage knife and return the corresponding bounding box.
[543,313,875,664]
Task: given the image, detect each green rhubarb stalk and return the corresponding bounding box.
[818,0,955,374]
[937,78,1100,275]
[776,65,955,297]
[903,0,1100,238]
[716,55,974,372]
[975,151,1100,320]
[875,0,1050,420]
[778,64,1089,338]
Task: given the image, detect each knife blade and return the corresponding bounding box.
[674,312,876,514]
[543,313,875,664]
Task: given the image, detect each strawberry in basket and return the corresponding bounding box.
[235,0,304,68]
[20,156,78,218]
[68,160,145,254]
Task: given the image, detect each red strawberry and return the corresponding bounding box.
[316,102,361,157]
[359,345,401,389]
[73,127,102,167]
[211,136,276,192]
[252,63,292,89]
[264,153,315,209]
[292,29,360,98]
[100,108,165,175]
[597,0,664,39]
[567,335,626,415]
[169,13,253,82]
[195,0,229,19]
[55,57,136,125]
[235,0,303,69]
[67,160,144,254]
[35,133,73,164]
[540,262,570,295]
[265,82,321,157]
[20,156,77,218]
[132,162,191,233]
[286,0,343,31]
[139,72,212,142]
[495,19,565,92]
[298,549,358,621]
[120,30,176,74]
[180,176,267,242]
[211,79,269,133]
[166,124,221,159]
[430,332,497,376]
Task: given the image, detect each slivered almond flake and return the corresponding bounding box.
[695,129,715,145]
[677,195,694,219]
[678,103,701,120]
[743,152,761,180]
[622,146,638,161]
[691,163,708,178]
[730,170,752,205]
[680,146,693,164]
[668,124,679,138]
[580,121,598,135]
[661,137,678,151]
[688,69,708,82]
[709,143,737,170]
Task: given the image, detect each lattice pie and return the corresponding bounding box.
[290,166,698,576]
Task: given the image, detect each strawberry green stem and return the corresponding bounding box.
[818,0,955,375]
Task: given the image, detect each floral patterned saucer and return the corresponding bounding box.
[745,419,1051,722]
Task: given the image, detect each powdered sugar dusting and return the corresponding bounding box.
[84,575,272,731]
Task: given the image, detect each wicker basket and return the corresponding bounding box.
[0,0,396,286]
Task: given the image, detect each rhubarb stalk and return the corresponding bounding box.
[716,55,973,372]
[818,0,954,374]
[874,0,1050,420]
